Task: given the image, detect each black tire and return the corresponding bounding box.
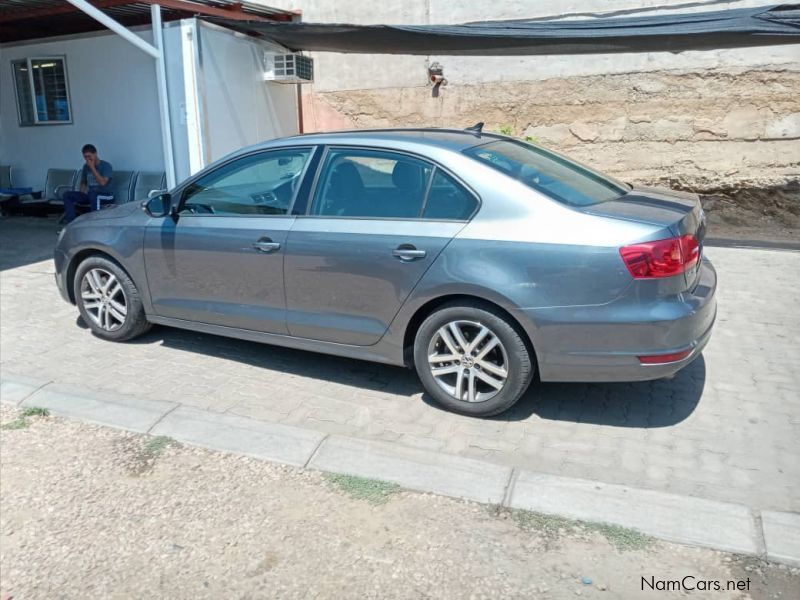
[73,255,152,342]
[413,301,534,417]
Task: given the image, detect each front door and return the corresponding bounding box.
[283,147,473,345]
[143,147,314,334]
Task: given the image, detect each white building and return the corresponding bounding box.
[0,1,303,193]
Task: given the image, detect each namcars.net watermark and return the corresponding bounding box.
[642,576,751,593]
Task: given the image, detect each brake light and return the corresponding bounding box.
[681,235,700,270]
[619,235,700,279]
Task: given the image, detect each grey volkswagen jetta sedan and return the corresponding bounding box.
[55,127,716,417]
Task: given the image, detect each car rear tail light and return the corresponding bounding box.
[638,348,693,364]
[619,235,700,279]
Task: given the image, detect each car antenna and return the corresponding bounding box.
[465,122,484,137]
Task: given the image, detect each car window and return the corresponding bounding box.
[422,169,477,220]
[181,148,312,215]
[311,148,433,218]
[464,140,628,207]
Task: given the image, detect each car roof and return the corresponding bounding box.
[257,128,506,152]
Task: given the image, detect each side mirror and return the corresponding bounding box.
[148,188,167,199]
[143,193,172,217]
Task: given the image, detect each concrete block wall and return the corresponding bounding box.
[262,0,800,191]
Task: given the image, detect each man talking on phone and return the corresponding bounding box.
[61,144,113,224]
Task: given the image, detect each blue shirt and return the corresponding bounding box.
[81,160,113,193]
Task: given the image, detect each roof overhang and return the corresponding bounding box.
[0,0,300,44]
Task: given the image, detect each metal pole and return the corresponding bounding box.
[151,4,177,188]
[296,83,304,133]
[64,0,159,58]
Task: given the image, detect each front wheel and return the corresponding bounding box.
[74,255,152,341]
[413,301,534,417]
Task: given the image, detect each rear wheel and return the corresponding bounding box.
[413,301,534,417]
[74,256,151,341]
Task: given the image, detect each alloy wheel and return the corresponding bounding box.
[80,268,127,332]
[427,320,509,403]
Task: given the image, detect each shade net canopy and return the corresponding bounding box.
[215,4,800,55]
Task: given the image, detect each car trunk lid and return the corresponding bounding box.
[583,185,706,288]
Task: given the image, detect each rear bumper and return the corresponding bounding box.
[518,259,717,382]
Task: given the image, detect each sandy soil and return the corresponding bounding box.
[1,406,798,599]
[700,187,800,244]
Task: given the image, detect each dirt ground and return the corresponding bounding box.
[699,187,800,244]
[1,406,798,600]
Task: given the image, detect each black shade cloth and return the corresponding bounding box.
[215,4,800,55]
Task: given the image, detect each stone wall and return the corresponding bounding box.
[262,0,800,191]
[302,67,800,192]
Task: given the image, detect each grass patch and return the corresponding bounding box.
[584,521,653,551]
[492,125,538,143]
[512,509,576,537]
[1,407,50,430]
[1,418,30,430]
[491,506,653,551]
[21,407,50,418]
[143,435,179,457]
[115,435,180,477]
[325,473,401,505]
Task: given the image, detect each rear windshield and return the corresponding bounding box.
[464,139,628,206]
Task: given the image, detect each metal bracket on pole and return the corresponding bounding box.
[65,0,159,58]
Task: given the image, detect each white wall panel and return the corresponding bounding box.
[0,29,164,190]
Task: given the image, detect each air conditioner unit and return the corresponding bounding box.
[262,53,314,84]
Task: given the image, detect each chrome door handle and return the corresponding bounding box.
[253,240,281,253]
[393,246,426,261]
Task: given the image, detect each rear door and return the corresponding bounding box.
[283,147,477,346]
[143,147,314,334]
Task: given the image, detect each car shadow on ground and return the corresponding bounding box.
[80,318,705,428]
[500,356,705,427]
[80,318,425,398]
[417,355,705,427]
[0,216,59,271]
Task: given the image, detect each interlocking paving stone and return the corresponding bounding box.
[1,219,798,512]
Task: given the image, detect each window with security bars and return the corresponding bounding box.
[11,57,72,126]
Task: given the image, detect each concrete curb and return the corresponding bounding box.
[705,238,800,252]
[509,471,759,555]
[309,435,512,505]
[2,373,798,565]
[19,383,177,434]
[151,405,326,468]
[0,374,51,406]
[761,511,800,567]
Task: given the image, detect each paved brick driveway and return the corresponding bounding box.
[1,217,798,512]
